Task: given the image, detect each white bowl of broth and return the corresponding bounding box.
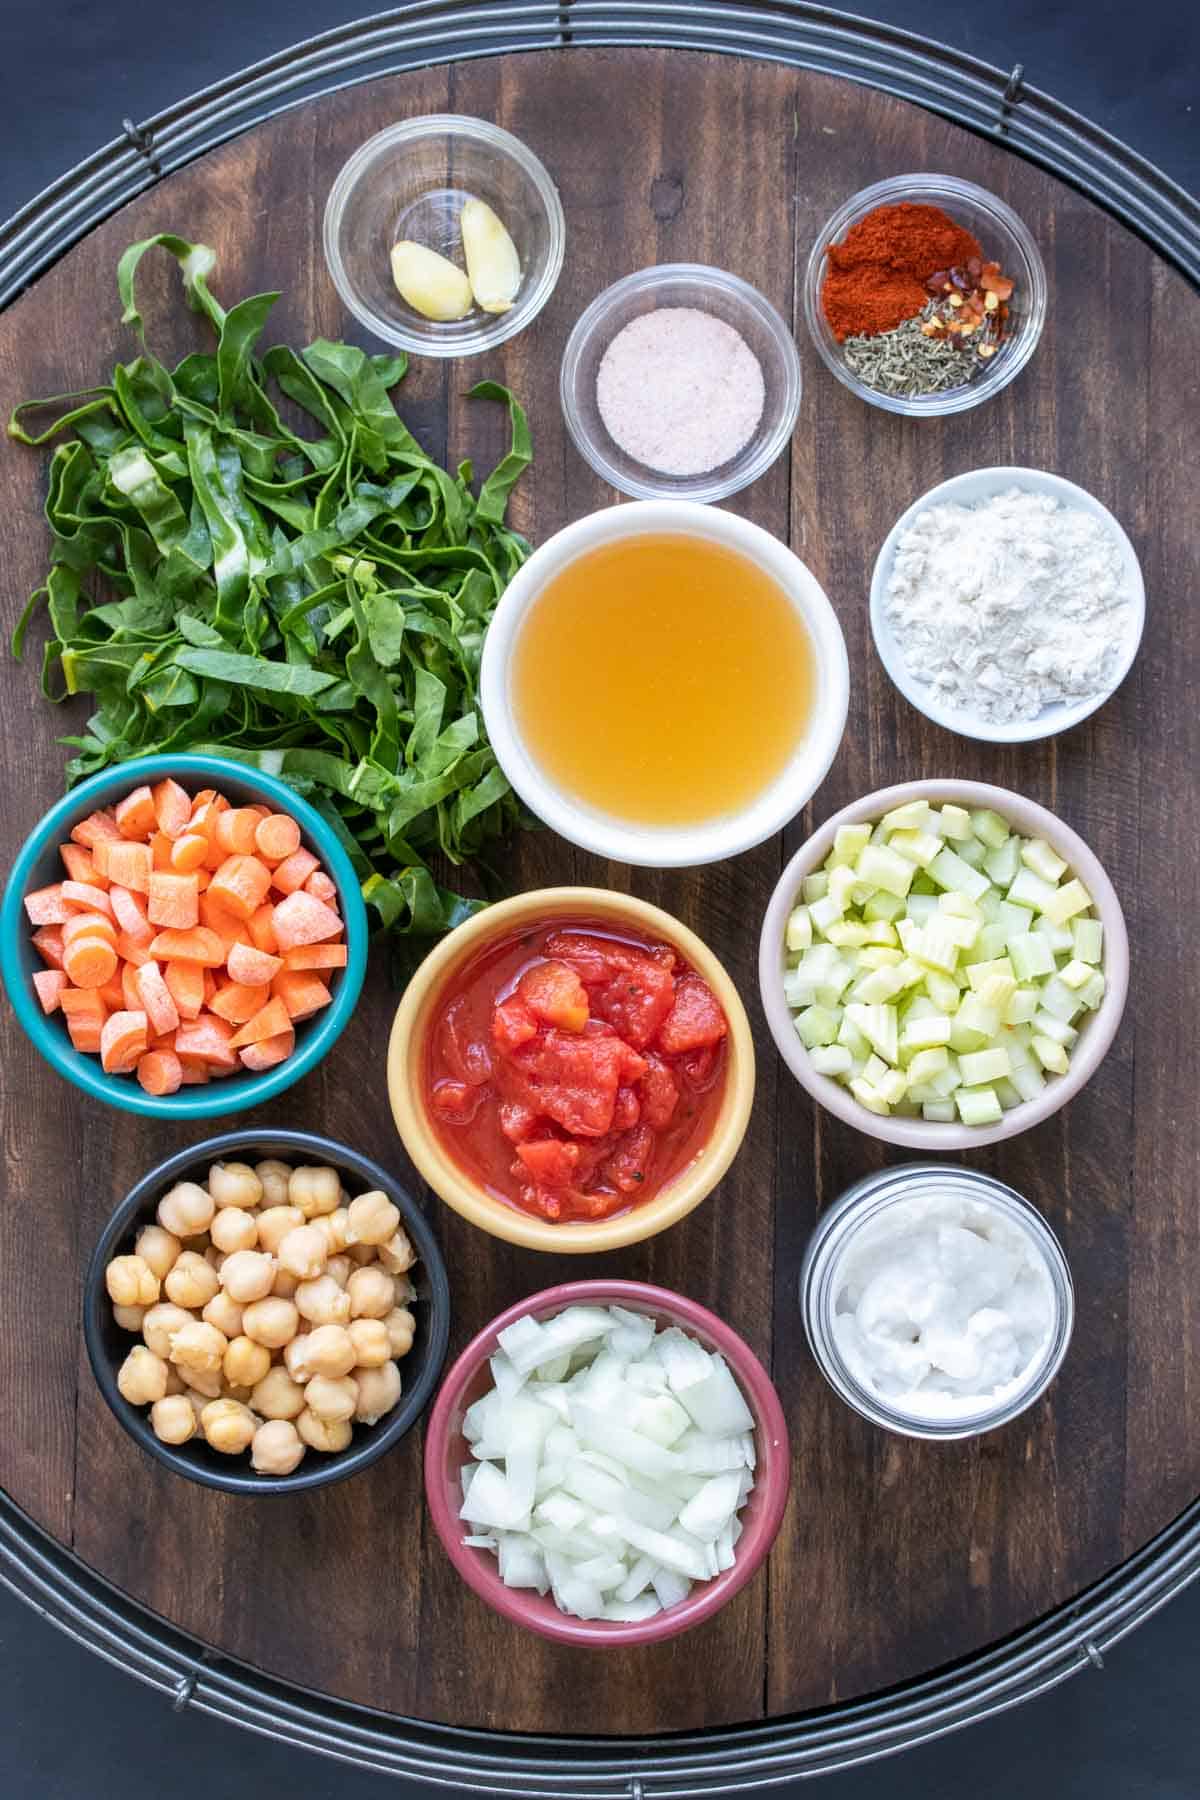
[479,501,849,867]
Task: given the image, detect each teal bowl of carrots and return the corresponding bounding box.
[1,754,367,1118]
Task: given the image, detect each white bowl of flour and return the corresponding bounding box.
[869,467,1145,744]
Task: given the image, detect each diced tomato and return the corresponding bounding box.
[605,1125,656,1194]
[492,996,538,1053]
[515,1139,582,1187]
[437,995,492,1086]
[637,1052,680,1129]
[678,1043,721,1090]
[498,1100,540,1144]
[613,1085,641,1131]
[431,1078,489,1124]
[517,959,589,1032]
[656,973,728,1054]
[590,961,675,1049]
[511,1028,648,1137]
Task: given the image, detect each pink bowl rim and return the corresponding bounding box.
[423,1279,791,1647]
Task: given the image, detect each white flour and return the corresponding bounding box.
[884,488,1134,724]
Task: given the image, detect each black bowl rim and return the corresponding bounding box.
[83,1128,451,1495]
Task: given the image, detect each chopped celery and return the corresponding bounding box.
[1004,986,1040,1025]
[1020,836,1068,883]
[825,919,870,949]
[874,1068,908,1107]
[939,913,982,950]
[993,1077,1023,1111]
[929,846,990,901]
[993,900,1034,944]
[849,1077,890,1115]
[1072,918,1104,964]
[911,919,961,975]
[924,970,961,1014]
[1032,1011,1077,1048]
[975,971,1018,1014]
[809,893,843,934]
[794,1005,840,1048]
[967,956,1016,991]
[847,1003,899,1064]
[1010,1062,1046,1102]
[907,1046,949,1084]
[937,804,973,840]
[958,1047,1012,1085]
[955,835,988,868]
[850,965,906,1005]
[1058,958,1094,991]
[1031,1035,1069,1075]
[1009,931,1056,981]
[836,1014,870,1057]
[955,1086,1003,1125]
[1008,866,1058,914]
[1076,969,1106,1010]
[889,828,943,867]
[922,1100,957,1122]
[983,837,1021,887]
[970,807,1011,850]
[785,905,812,952]
[1032,915,1074,952]
[829,823,872,867]
[882,799,940,833]
[864,890,905,922]
[809,1044,853,1077]
[828,864,859,911]
[802,872,828,903]
[1039,976,1083,1023]
[956,994,1000,1039]
[899,1013,952,1051]
[862,919,899,946]
[856,843,916,899]
[1042,878,1092,925]
[905,893,938,924]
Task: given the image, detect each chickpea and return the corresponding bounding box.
[283,1335,313,1383]
[163,1364,186,1396]
[347,1317,391,1368]
[157,1181,215,1238]
[142,1303,195,1360]
[183,1386,212,1420]
[135,1223,182,1282]
[354,1360,402,1425]
[208,1161,262,1211]
[347,1266,394,1320]
[255,1159,292,1209]
[117,1345,169,1406]
[251,1418,305,1476]
[325,1254,352,1290]
[295,1275,351,1328]
[112,1303,146,1334]
[314,1208,349,1256]
[164,1250,220,1311]
[188,1367,223,1399]
[204,1247,223,1271]
[384,1307,416,1359]
[210,1207,258,1254]
[219,1249,276,1304]
[200,1398,257,1455]
[302,1323,356,1378]
[223,1335,272,1388]
[106,1255,160,1310]
[241,1296,300,1350]
[168,1319,227,1378]
[202,1291,244,1340]
[376,1225,416,1275]
[150,1394,196,1445]
[304,1374,358,1423]
[272,1268,299,1300]
[255,1205,304,1256]
[250,1366,305,1421]
[288,1165,341,1220]
[277,1224,328,1282]
[296,1408,353,1454]
[345,1190,401,1248]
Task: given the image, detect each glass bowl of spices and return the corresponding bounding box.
[802,174,1046,416]
[559,264,802,503]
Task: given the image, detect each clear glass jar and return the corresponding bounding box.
[800,1164,1073,1440]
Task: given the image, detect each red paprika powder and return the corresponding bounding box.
[821,202,984,341]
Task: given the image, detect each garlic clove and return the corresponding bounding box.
[389,241,473,322]
[460,199,521,315]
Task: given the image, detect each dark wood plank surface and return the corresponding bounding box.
[0,47,1195,1736]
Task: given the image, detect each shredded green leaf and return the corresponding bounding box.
[9,233,535,942]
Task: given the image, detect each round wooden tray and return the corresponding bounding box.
[0,43,1196,1747]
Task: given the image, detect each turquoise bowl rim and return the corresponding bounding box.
[1,753,368,1118]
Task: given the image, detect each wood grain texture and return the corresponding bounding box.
[0,47,1195,1735]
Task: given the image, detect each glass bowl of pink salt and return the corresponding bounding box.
[559,264,802,503]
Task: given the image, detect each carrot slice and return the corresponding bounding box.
[119,963,142,1012]
[178,1055,210,1085]
[253,813,302,864]
[202,967,218,1006]
[209,980,268,1025]
[104,841,152,894]
[303,871,339,906]
[199,892,252,949]
[24,883,69,926]
[67,1016,104,1055]
[227,995,292,1050]
[32,970,68,1015]
[215,808,263,857]
[31,926,66,970]
[173,1013,237,1070]
[270,890,344,953]
[152,778,192,841]
[147,871,200,931]
[61,880,116,919]
[281,942,349,971]
[70,810,122,849]
[270,848,319,895]
[147,926,226,967]
[170,832,209,874]
[60,988,106,1021]
[150,831,176,871]
[115,787,156,841]
[59,843,100,886]
[134,961,181,1037]
[189,789,228,819]
[63,935,119,990]
[62,910,118,950]
[137,1049,183,1096]
[209,854,272,922]
[115,932,152,969]
[163,959,206,1020]
[109,884,154,945]
[247,904,279,954]
[238,1029,295,1072]
[272,970,333,1021]
[100,1009,149,1074]
[226,941,283,987]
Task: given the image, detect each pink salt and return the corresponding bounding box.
[595,307,766,477]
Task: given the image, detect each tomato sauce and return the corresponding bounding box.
[425,919,730,1223]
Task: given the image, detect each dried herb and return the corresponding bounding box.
[842,306,972,397]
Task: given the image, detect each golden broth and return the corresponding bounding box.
[511,534,816,828]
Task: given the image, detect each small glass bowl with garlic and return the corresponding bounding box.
[323,115,565,358]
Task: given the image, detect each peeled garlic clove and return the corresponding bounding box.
[389,241,473,322]
[460,199,521,315]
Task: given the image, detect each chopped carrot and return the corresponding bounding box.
[203,967,218,1005]
[32,970,68,1014]
[178,1056,210,1085]
[282,942,349,971]
[115,787,156,840]
[31,926,66,970]
[200,892,252,949]
[104,841,152,894]
[215,808,263,857]
[70,810,122,849]
[91,840,113,881]
[239,1029,295,1071]
[209,980,269,1025]
[226,941,283,987]
[100,1009,149,1074]
[163,959,206,1020]
[247,905,279,954]
[270,890,343,953]
[254,813,302,864]
[152,778,192,841]
[303,870,339,906]
[59,843,100,886]
[62,910,118,950]
[147,925,226,967]
[270,848,319,895]
[170,832,209,874]
[60,988,106,1022]
[109,885,154,945]
[190,799,222,841]
[227,995,292,1049]
[134,961,181,1037]
[189,788,228,818]
[137,1049,183,1096]
[147,871,200,930]
[115,932,152,969]
[61,880,116,919]
[119,963,141,1012]
[272,969,332,1021]
[67,1015,104,1055]
[209,854,272,922]
[24,883,69,926]
[194,868,211,893]
[174,1013,237,1070]
[150,831,175,871]
[63,935,119,990]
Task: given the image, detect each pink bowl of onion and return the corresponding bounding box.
[423,1280,790,1646]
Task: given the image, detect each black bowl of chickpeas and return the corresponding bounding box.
[84,1129,451,1493]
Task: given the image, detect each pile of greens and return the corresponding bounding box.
[9,232,534,942]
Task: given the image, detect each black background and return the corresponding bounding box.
[1,2,1197,1796]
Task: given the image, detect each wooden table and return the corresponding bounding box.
[0,44,1196,1743]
